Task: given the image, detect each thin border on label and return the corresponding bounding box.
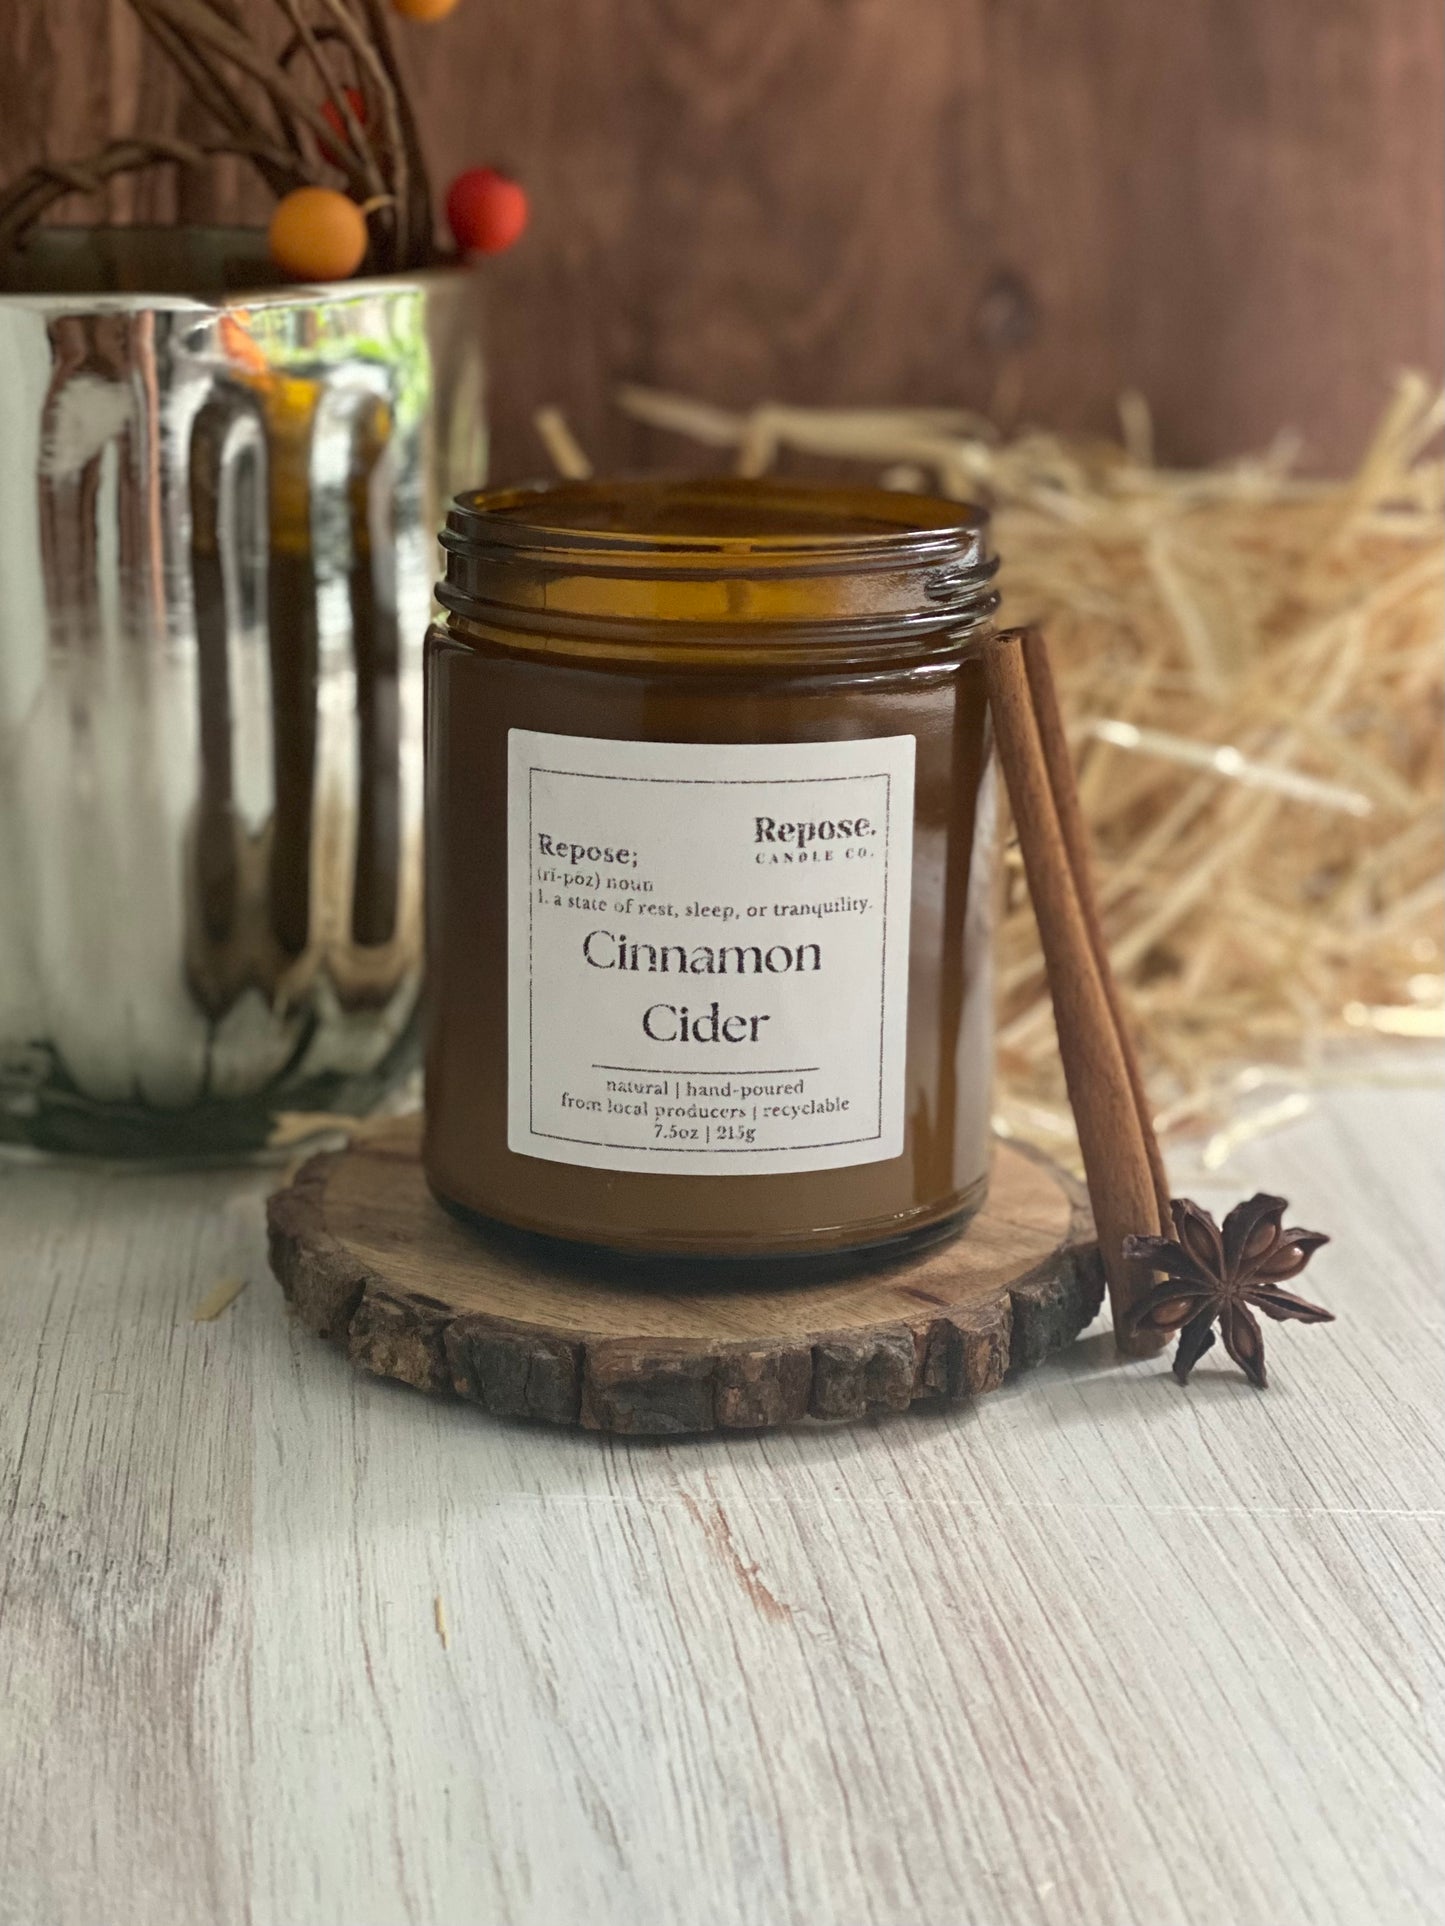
[508,730,914,1173]
[525,767,894,1153]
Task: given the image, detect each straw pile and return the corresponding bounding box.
[614,377,1444,1154]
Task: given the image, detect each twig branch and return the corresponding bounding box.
[275,2,362,166]
[353,0,434,254]
[274,0,391,231]
[0,136,307,258]
[311,0,409,266]
[0,0,439,272]
[131,0,373,195]
[134,6,302,190]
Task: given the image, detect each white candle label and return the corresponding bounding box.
[507,728,914,1174]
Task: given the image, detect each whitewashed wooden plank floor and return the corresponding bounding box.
[1,1085,1441,1926]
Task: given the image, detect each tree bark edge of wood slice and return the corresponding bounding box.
[266,1118,1105,1435]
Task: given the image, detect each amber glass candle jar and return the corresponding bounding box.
[424,478,1000,1261]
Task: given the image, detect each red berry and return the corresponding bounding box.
[446,168,529,256]
[319,88,368,169]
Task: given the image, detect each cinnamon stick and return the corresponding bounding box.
[1019,626,1174,1232]
[983,628,1167,1353]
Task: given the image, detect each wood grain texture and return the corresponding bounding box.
[264,1123,1103,1431]
[0,2,1437,478]
[1,1082,1442,1925]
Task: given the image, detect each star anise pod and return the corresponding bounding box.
[1123,1194,1332,1388]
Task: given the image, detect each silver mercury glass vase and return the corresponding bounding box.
[0,229,486,1155]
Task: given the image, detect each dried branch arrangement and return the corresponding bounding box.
[0,0,437,272]
[617,376,1445,1154]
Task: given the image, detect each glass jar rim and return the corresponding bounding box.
[445,475,989,561]
[437,476,998,661]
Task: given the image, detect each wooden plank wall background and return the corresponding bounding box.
[1,0,1439,480]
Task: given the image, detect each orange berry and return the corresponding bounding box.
[446,168,529,256]
[268,188,368,282]
[391,0,460,19]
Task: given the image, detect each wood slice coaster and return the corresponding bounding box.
[266,1119,1103,1435]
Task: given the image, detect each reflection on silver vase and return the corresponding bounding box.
[0,230,486,1154]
